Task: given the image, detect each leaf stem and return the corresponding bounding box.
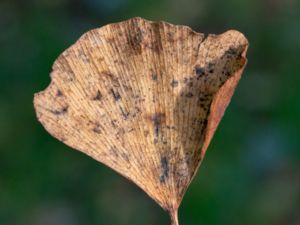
[169,208,179,225]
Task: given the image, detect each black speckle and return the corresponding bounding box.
[166,125,176,130]
[208,62,214,68]
[111,89,121,101]
[152,73,158,80]
[203,118,208,126]
[119,106,129,119]
[111,120,117,128]
[185,92,194,98]
[154,122,160,140]
[170,79,179,87]
[151,113,166,140]
[56,90,63,97]
[195,65,205,78]
[225,47,237,56]
[208,63,215,73]
[159,156,169,184]
[93,123,102,134]
[49,106,68,115]
[199,118,208,135]
[92,90,102,101]
[128,26,143,54]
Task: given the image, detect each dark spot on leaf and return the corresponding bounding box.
[101,71,119,87]
[203,118,208,126]
[56,90,63,97]
[195,65,205,78]
[185,92,194,98]
[145,113,166,142]
[225,47,237,56]
[92,90,102,101]
[49,106,68,115]
[170,79,179,87]
[110,147,119,158]
[188,81,193,87]
[121,152,130,163]
[160,156,169,184]
[152,113,166,139]
[119,106,129,119]
[111,89,121,101]
[128,24,144,54]
[152,73,158,80]
[208,63,215,73]
[92,123,102,134]
[111,120,117,128]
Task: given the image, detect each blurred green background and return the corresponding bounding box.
[1,0,300,225]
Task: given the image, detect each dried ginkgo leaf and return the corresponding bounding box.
[34,17,248,225]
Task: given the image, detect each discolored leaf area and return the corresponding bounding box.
[34,17,248,225]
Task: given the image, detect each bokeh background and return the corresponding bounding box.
[1,0,300,225]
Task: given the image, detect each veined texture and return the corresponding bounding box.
[34,17,248,213]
